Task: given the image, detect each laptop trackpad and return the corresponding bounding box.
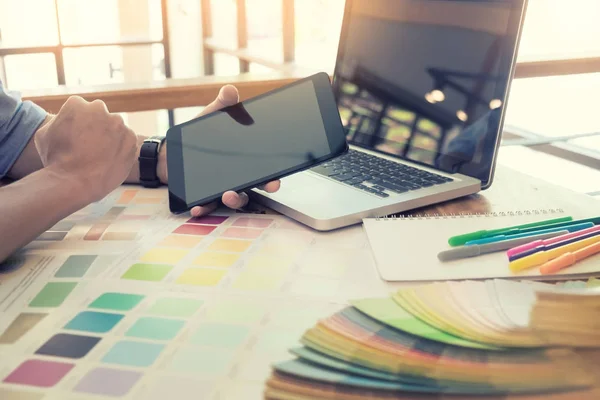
[262,172,377,217]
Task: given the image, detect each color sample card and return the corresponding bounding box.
[0,313,47,344]
[187,216,228,225]
[232,217,274,228]
[74,367,142,397]
[102,232,138,241]
[254,330,300,354]
[189,323,250,348]
[116,189,138,205]
[84,223,111,240]
[168,347,234,375]
[205,299,265,324]
[49,220,77,232]
[89,293,144,311]
[158,235,203,248]
[55,255,97,278]
[141,248,189,264]
[0,388,44,400]
[193,252,239,267]
[144,377,216,400]
[221,227,262,239]
[29,282,77,308]
[290,276,340,298]
[65,311,124,333]
[132,197,162,204]
[102,341,165,367]
[207,238,252,253]
[231,271,284,292]
[35,333,100,359]
[3,359,74,388]
[37,231,68,241]
[125,317,185,340]
[122,263,172,282]
[117,215,151,221]
[146,298,203,318]
[176,268,227,286]
[247,255,291,274]
[173,225,216,236]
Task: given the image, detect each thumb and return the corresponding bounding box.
[197,85,240,117]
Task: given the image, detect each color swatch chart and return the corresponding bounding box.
[36,188,170,243]
[0,186,388,400]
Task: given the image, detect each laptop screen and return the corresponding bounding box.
[332,0,527,188]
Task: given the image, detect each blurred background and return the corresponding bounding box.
[0,0,599,193]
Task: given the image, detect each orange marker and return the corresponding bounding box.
[540,241,600,275]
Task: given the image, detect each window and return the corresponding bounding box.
[1,0,599,167]
[0,0,169,135]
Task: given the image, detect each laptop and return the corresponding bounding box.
[253,0,528,231]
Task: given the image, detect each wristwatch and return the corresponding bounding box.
[139,136,165,188]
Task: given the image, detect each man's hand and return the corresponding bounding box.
[35,96,138,203]
[157,85,280,217]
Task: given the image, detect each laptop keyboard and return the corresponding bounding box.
[310,150,453,198]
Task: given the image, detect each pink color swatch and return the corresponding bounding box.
[84,223,110,241]
[187,216,229,225]
[174,225,217,236]
[221,227,262,239]
[232,217,273,229]
[3,359,74,387]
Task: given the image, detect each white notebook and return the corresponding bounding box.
[362,209,600,282]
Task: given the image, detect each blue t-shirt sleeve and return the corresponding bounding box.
[0,81,47,178]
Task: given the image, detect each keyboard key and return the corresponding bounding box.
[353,184,371,191]
[311,166,339,177]
[332,173,355,182]
[347,178,366,185]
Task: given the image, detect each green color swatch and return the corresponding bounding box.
[189,323,249,348]
[125,317,184,340]
[89,293,145,311]
[204,300,265,324]
[146,298,203,318]
[121,263,172,282]
[55,255,97,278]
[169,347,233,375]
[102,341,164,367]
[30,282,77,308]
[65,311,124,333]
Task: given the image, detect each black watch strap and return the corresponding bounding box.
[139,136,165,188]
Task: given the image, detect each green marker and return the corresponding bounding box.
[448,216,573,247]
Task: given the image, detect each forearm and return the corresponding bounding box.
[0,168,89,263]
[7,115,53,179]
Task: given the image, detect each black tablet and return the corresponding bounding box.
[166,72,348,213]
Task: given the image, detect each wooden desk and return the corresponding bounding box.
[0,165,598,399]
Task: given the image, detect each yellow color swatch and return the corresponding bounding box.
[141,248,188,264]
[232,272,283,291]
[176,268,227,286]
[208,239,252,253]
[158,235,203,249]
[247,255,290,274]
[193,252,239,268]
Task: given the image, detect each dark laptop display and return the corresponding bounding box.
[332,0,527,188]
